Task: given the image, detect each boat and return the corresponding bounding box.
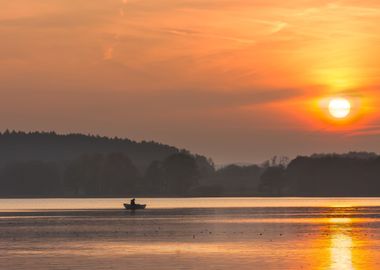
[124,203,146,210]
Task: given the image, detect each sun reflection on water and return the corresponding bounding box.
[330,233,354,270]
[329,216,354,270]
[328,217,353,224]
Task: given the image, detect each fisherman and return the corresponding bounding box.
[130,198,136,206]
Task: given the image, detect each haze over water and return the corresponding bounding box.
[1,198,380,269]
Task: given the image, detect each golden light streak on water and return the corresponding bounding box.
[328,217,354,270]
[330,233,354,270]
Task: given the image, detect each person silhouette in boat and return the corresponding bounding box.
[130,198,136,206]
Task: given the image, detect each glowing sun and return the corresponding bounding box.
[328,98,351,119]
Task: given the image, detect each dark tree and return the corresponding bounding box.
[259,166,286,195]
[162,153,199,195]
[201,164,262,196]
[143,160,165,194]
[100,153,139,195]
[195,155,215,177]
[64,154,104,195]
[63,153,139,196]
[286,155,380,196]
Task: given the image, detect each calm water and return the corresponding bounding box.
[1,198,380,269]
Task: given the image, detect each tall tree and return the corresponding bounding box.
[162,153,199,195]
[100,153,139,195]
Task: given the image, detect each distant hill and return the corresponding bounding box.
[0,131,217,197]
[0,130,180,171]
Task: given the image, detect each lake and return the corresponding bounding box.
[1,197,380,269]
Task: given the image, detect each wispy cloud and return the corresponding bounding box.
[345,125,380,137]
[161,27,257,44]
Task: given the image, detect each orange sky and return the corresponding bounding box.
[1,0,380,163]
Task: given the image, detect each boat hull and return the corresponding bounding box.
[124,203,146,210]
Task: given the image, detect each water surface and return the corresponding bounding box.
[1,198,380,269]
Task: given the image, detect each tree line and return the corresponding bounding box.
[0,131,379,197]
[259,152,380,196]
[0,151,219,197]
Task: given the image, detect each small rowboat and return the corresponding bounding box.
[124,203,146,210]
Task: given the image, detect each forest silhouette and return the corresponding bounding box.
[0,131,379,197]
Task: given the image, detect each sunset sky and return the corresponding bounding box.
[1,0,380,164]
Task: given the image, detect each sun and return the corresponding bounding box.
[328,98,351,119]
